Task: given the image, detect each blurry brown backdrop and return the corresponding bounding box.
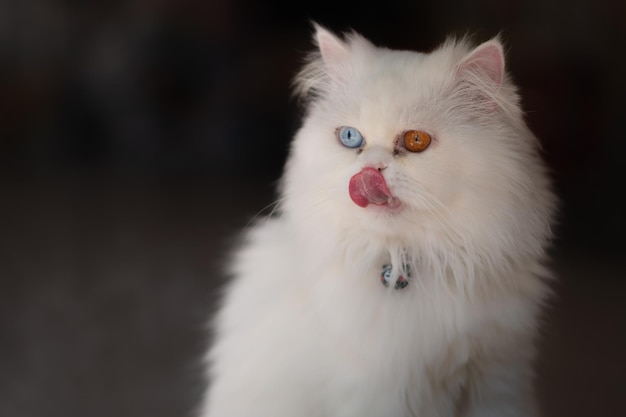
[0,1,624,416]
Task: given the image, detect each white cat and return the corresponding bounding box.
[200,24,557,417]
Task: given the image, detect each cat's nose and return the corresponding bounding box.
[358,145,393,170]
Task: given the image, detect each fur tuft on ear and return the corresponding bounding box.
[293,23,346,102]
[313,23,350,80]
[457,39,505,87]
[450,37,517,116]
[293,23,374,102]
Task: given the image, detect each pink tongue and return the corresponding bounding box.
[349,167,393,208]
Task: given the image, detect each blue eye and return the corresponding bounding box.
[337,126,364,148]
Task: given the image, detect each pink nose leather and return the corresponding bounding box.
[348,167,393,208]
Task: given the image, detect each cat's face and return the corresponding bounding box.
[282,26,553,260]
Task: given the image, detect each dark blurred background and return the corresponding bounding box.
[0,1,624,416]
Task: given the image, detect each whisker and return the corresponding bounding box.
[243,197,286,230]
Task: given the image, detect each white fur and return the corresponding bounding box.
[200,26,557,417]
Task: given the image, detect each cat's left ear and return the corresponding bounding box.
[457,39,505,87]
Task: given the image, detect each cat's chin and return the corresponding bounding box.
[359,197,404,214]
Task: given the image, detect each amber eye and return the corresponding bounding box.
[403,130,432,153]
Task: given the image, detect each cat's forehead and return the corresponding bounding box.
[353,50,449,131]
[362,49,450,97]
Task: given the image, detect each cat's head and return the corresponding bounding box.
[280,24,555,271]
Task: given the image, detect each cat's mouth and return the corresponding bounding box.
[349,167,402,210]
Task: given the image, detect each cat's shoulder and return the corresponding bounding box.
[243,215,291,249]
[231,216,296,277]
[222,216,300,316]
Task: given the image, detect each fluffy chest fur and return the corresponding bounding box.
[206,218,547,417]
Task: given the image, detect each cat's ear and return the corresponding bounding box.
[313,23,350,82]
[294,23,373,99]
[457,39,505,87]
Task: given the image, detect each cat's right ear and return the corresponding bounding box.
[313,23,350,82]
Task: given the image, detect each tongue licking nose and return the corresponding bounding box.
[349,167,396,208]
